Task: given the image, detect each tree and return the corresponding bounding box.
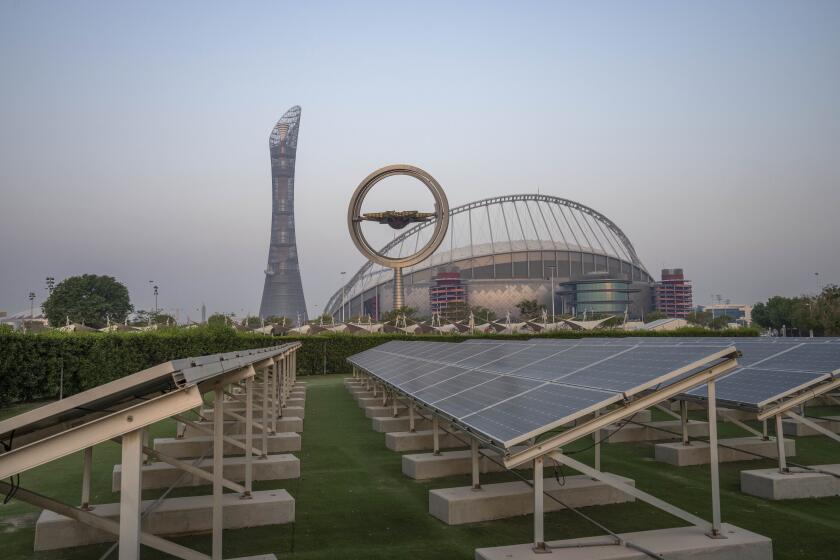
[131,310,175,326]
[709,315,732,330]
[470,306,497,323]
[207,313,232,328]
[242,316,263,328]
[515,299,545,321]
[381,306,417,323]
[817,285,840,335]
[42,274,133,328]
[264,315,292,327]
[685,310,712,327]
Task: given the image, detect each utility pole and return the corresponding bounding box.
[28,291,36,319]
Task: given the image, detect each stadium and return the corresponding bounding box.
[325,194,655,321]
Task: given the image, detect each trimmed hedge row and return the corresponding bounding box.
[0,326,758,404]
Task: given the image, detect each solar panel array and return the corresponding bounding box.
[519,337,840,410]
[348,340,735,448]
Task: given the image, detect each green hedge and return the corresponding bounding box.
[0,326,759,405]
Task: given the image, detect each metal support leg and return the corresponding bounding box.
[593,409,601,472]
[270,363,278,433]
[432,416,440,456]
[762,418,769,441]
[681,400,690,446]
[532,456,547,553]
[81,446,93,510]
[243,376,253,498]
[471,439,481,490]
[409,403,416,433]
[392,395,398,417]
[707,380,723,538]
[775,414,788,473]
[142,429,151,465]
[119,429,144,560]
[261,368,269,457]
[212,386,224,560]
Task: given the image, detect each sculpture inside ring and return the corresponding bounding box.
[347,164,449,312]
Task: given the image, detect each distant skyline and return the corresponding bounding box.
[2,1,839,319]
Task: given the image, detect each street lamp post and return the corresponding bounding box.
[546,266,556,324]
[28,291,36,319]
[45,276,55,295]
[340,271,347,323]
[153,285,159,314]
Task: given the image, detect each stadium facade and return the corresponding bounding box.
[325,194,655,320]
[259,106,308,320]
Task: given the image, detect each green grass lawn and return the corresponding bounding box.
[1,374,839,559]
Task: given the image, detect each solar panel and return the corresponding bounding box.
[348,340,736,448]
[526,337,840,410]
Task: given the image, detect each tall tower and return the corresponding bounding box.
[259,106,307,320]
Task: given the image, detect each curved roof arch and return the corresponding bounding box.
[325,194,648,312]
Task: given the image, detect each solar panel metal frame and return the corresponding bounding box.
[0,342,300,478]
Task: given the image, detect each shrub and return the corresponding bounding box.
[0,326,759,404]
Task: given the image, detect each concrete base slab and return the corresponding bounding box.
[600,420,708,443]
[34,489,294,551]
[782,416,840,437]
[372,416,432,433]
[113,454,300,490]
[365,405,407,418]
[403,449,507,480]
[289,390,305,399]
[285,398,305,407]
[655,437,795,466]
[741,464,840,500]
[182,416,302,438]
[282,406,305,419]
[154,432,301,458]
[475,523,772,560]
[385,430,465,452]
[357,396,381,407]
[430,474,635,525]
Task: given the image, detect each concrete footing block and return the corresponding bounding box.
[154,432,301,458]
[403,450,507,480]
[741,464,840,500]
[365,405,407,418]
[112,454,300,491]
[782,416,840,437]
[282,406,305,419]
[34,489,294,551]
[475,523,772,560]
[357,396,381,407]
[655,437,795,466]
[372,416,432,433]
[600,420,708,443]
[285,398,305,408]
[385,430,465,452]
[430,474,635,525]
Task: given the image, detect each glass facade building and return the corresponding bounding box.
[259,106,308,320]
[557,277,638,316]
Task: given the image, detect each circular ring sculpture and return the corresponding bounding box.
[347,164,449,310]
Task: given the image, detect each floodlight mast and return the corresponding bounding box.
[347,164,449,313]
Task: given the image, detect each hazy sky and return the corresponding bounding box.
[2,1,839,320]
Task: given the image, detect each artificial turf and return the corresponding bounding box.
[1,373,839,559]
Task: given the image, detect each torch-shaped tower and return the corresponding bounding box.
[259,105,308,320]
